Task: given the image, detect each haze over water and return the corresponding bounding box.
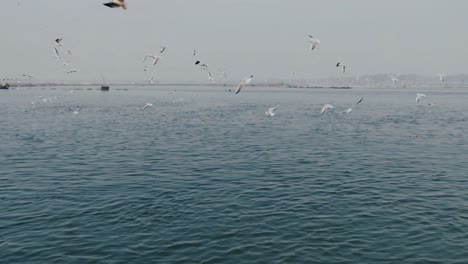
[1,86,468,263]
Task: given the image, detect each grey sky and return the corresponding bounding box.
[2,0,467,82]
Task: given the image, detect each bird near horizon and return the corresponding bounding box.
[416,93,426,103]
[103,0,127,9]
[336,62,346,73]
[234,75,254,94]
[437,74,446,83]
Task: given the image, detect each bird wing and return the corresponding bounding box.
[355,97,364,105]
[54,47,61,60]
[103,2,120,8]
[234,80,245,94]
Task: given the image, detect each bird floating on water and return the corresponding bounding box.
[234,75,254,94]
[103,0,127,9]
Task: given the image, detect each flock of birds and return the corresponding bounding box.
[12,0,439,117]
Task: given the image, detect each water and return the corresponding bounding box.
[1,86,468,263]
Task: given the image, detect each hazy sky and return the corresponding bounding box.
[2,0,468,82]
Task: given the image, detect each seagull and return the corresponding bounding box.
[159,45,167,54]
[321,104,334,114]
[21,74,33,79]
[265,107,277,117]
[142,103,153,110]
[66,69,79,74]
[234,75,254,94]
[343,108,353,114]
[355,97,364,105]
[55,38,63,46]
[208,72,215,83]
[53,47,62,60]
[336,62,346,73]
[68,107,82,115]
[143,55,160,65]
[308,35,321,52]
[391,77,399,86]
[437,74,446,83]
[103,0,127,9]
[416,93,426,103]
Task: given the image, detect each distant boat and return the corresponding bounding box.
[0,83,9,89]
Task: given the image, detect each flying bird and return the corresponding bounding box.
[437,74,446,83]
[66,69,79,74]
[416,93,426,103]
[343,98,364,114]
[68,107,82,115]
[160,45,167,54]
[55,38,63,46]
[234,75,254,94]
[208,72,215,83]
[336,62,346,73]
[142,103,153,110]
[391,77,399,86]
[265,107,277,117]
[53,47,62,60]
[103,0,127,9]
[321,104,334,114]
[143,55,161,65]
[308,35,321,52]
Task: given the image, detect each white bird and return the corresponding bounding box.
[103,0,127,9]
[321,104,334,114]
[391,77,399,86]
[308,35,321,52]
[142,103,153,110]
[234,75,254,94]
[437,74,446,83]
[53,47,62,60]
[343,108,353,114]
[416,93,426,103]
[160,45,167,54]
[336,62,346,73]
[55,38,63,46]
[68,107,82,115]
[143,55,161,66]
[208,72,215,83]
[265,107,277,117]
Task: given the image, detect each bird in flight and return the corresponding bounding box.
[336,62,346,73]
[234,75,254,94]
[308,35,320,52]
[103,0,127,9]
